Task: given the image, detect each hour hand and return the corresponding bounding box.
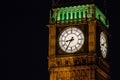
[65,37,74,51]
[66,37,74,42]
[66,40,69,42]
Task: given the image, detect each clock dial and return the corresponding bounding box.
[59,27,84,53]
[100,32,107,58]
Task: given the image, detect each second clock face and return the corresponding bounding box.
[100,32,107,58]
[59,27,84,53]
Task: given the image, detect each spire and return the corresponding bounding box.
[52,0,94,8]
[104,0,108,16]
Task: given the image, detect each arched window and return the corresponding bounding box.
[81,11,83,18]
[60,13,62,20]
[64,13,66,20]
[68,13,71,19]
[85,11,87,18]
[73,12,75,19]
[77,12,79,19]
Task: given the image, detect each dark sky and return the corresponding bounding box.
[1,0,119,80]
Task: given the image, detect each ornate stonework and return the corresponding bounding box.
[48,0,111,80]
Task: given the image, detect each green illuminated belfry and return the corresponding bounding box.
[50,2,109,28]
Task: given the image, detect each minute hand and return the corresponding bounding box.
[65,37,74,51]
[65,40,72,51]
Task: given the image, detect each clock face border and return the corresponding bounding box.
[58,27,85,53]
[100,31,108,58]
[56,25,88,55]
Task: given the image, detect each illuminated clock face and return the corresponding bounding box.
[100,32,107,58]
[59,27,84,53]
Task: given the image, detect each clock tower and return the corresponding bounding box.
[48,0,111,80]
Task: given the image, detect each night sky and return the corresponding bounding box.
[1,0,119,80]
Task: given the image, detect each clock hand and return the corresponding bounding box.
[71,37,74,41]
[101,43,104,46]
[65,40,72,51]
[66,37,74,42]
[101,42,106,47]
[66,40,70,42]
[65,37,74,51]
